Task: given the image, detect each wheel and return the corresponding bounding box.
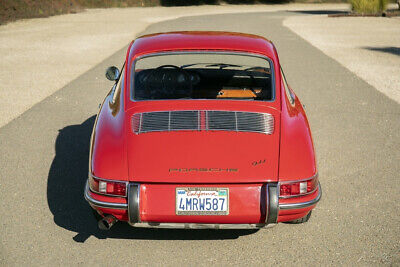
[285,211,312,224]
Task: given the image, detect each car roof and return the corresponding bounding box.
[129,31,277,59]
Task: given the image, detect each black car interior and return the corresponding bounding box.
[133,65,273,101]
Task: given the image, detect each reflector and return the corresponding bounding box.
[300,182,307,194]
[99,181,107,193]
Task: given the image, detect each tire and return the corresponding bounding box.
[285,211,312,224]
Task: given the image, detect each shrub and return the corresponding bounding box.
[350,0,388,14]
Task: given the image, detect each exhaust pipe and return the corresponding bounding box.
[98,215,117,230]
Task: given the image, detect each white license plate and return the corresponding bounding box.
[176,187,229,215]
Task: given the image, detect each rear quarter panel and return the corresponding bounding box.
[279,80,317,181]
[90,80,128,181]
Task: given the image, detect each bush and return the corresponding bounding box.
[350,0,388,14]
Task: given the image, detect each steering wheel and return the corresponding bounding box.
[156,64,181,70]
[146,65,193,98]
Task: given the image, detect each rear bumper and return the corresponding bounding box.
[84,180,322,225]
[128,222,276,229]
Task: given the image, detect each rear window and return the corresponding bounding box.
[131,52,274,101]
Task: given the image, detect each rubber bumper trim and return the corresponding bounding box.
[266,183,279,224]
[84,180,128,210]
[128,183,141,223]
[279,182,322,210]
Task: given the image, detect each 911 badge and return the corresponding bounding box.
[252,159,266,166]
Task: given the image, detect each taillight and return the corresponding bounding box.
[279,175,318,198]
[89,175,127,197]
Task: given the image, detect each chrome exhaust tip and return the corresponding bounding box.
[98,215,117,230]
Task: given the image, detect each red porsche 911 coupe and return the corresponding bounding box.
[84,31,321,230]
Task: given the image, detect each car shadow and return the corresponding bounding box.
[47,116,258,243]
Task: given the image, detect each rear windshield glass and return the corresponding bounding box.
[131,52,274,101]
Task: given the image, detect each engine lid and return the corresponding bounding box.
[126,108,280,183]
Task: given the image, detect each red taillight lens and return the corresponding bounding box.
[280,175,318,197]
[106,181,127,196]
[89,175,127,197]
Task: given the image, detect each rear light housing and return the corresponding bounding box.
[279,174,318,198]
[89,174,128,197]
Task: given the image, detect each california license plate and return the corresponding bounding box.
[176,187,229,215]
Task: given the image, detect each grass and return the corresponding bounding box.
[349,0,388,14]
[0,0,394,25]
[0,0,160,25]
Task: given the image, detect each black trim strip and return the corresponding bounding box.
[128,183,141,223]
[266,183,279,224]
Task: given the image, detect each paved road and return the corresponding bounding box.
[0,3,347,128]
[1,11,399,266]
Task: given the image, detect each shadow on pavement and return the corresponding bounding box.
[47,116,258,243]
[362,46,400,57]
[161,0,218,5]
[160,0,289,5]
[289,10,348,15]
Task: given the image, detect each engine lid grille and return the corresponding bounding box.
[132,110,274,135]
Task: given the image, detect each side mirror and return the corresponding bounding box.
[105,66,120,81]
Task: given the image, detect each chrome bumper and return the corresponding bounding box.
[128,222,276,229]
[84,180,322,218]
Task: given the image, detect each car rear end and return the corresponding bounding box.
[84,37,321,230]
[85,173,321,229]
[85,104,321,229]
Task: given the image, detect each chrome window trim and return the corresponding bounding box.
[279,182,322,210]
[89,174,129,197]
[129,51,276,102]
[111,71,124,104]
[84,181,128,210]
[281,67,295,105]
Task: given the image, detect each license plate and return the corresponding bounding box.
[176,187,229,215]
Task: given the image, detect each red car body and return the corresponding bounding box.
[84,31,321,229]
